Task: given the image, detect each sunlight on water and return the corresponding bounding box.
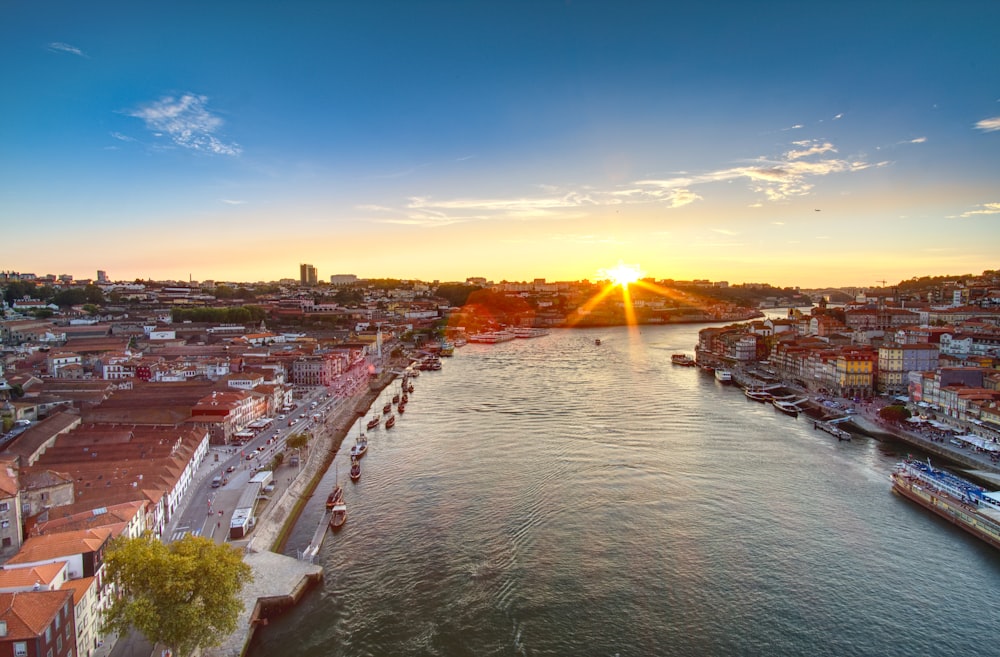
[249,324,1000,657]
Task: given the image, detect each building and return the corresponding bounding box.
[877,343,940,395]
[0,589,77,657]
[299,264,318,286]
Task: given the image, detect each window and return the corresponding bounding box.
[1,520,9,528]
[13,642,27,657]
[2,537,10,547]
[0,502,8,512]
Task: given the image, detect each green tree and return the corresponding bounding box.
[102,533,253,657]
[879,404,912,423]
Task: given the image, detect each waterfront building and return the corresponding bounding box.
[877,343,940,395]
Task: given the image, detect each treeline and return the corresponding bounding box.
[170,306,267,323]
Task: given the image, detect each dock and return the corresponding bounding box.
[300,510,332,562]
[203,551,323,657]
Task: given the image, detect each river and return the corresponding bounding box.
[247,322,1000,657]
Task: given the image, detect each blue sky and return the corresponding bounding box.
[2,0,998,287]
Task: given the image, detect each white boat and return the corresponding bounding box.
[744,389,772,403]
[350,432,368,458]
[714,369,733,383]
[468,330,517,343]
[513,327,550,338]
[772,399,800,416]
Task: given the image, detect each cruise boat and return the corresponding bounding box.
[714,369,733,384]
[671,354,696,367]
[513,327,550,339]
[772,399,800,416]
[891,459,1000,550]
[468,330,516,344]
[744,389,773,403]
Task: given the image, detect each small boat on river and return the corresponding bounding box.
[326,483,343,510]
[366,414,380,430]
[714,369,733,384]
[671,354,696,366]
[349,457,361,482]
[350,433,368,458]
[329,502,347,530]
[385,414,396,428]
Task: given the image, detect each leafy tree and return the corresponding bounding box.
[52,288,87,307]
[879,404,911,423]
[84,284,105,304]
[82,304,100,315]
[101,532,253,657]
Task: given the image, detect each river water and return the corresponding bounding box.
[248,323,1000,657]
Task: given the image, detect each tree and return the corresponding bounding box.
[879,404,911,424]
[101,532,253,657]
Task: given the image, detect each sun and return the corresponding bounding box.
[600,263,644,288]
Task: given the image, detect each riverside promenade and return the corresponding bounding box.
[203,364,405,657]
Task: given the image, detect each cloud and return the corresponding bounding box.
[712,228,738,236]
[786,141,837,160]
[110,132,135,143]
[48,42,86,57]
[221,199,246,205]
[975,116,1000,132]
[126,94,241,155]
[908,137,927,144]
[832,113,844,120]
[952,202,1000,218]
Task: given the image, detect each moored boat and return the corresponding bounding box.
[385,414,396,428]
[329,502,347,530]
[772,399,801,416]
[350,433,368,458]
[326,484,343,510]
[891,459,1000,551]
[714,369,733,383]
[744,389,772,403]
[671,354,696,366]
[349,457,361,481]
[366,414,380,430]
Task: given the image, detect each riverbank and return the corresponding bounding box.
[202,363,406,657]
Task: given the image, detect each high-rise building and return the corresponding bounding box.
[300,263,318,286]
[97,270,109,283]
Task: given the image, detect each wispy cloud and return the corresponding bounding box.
[110,132,135,143]
[48,42,86,57]
[951,202,1000,218]
[712,228,738,236]
[832,113,844,120]
[221,199,246,205]
[907,136,927,144]
[786,140,837,160]
[126,94,241,156]
[975,116,1000,132]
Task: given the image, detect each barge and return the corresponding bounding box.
[890,459,1000,551]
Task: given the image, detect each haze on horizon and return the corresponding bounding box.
[2,1,998,289]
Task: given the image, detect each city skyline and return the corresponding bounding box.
[3,1,999,287]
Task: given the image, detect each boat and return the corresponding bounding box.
[397,403,405,414]
[439,342,455,356]
[329,502,347,530]
[714,369,733,383]
[349,457,361,481]
[891,459,1000,551]
[401,393,408,404]
[744,388,773,403]
[325,483,343,510]
[814,420,852,441]
[366,414,380,430]
[671,354,696,366]
[772,399,800,417]
[349,433,368,458]
[407,382,415,393]
[383,401,392,414]
[513,327,550,339]
[385,414,396,428]
[595,338,601,346]
[468,330,516,344]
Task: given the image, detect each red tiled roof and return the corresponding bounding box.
[0,589,73,638]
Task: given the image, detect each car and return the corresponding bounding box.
[226,465,236,473]
[211,476,223,488]
[278,414,286,420]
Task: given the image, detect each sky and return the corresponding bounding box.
[2,0,999,288]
